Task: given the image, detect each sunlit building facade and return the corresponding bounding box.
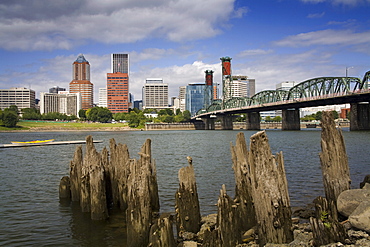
[0,87,35,110]
[69,54,93,110]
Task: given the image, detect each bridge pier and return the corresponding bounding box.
[282,108,300,130]
[219,115,233,130]
[203,118,215,130]
[350,102,370,131]
[245,112,261,130]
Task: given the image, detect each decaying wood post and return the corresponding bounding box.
[175,156,201,236]
[247,131,293,246]
[126,139,159,247]
[319,111,351,205]
[138,139,160,213]
[109,139,131,210]
[230,132,257,230]
[69,145,83,202]
[310,196,348,246]
[217,184,242,247]
[149,213,176,247]
[59,176,71,200]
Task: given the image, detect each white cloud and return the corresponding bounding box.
[307,12,325,18]
[237,49,273,57]
[301,0,370,5]
[274,29,370,47]
[0,0,236,51]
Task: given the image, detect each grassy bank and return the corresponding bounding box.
[0,120,133,132]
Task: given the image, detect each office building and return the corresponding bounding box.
[98,88,107,108]
[111,54,129,73]
[49,86,66,94]
[178,86,186,112]
[0,87,35,110]
[186,83,205,116]
[107,72,129,113]
[39,92,81,116]
[106,54,130,113]
[69,54,93,110]
[231,75,256,98]
[142,78,169,109]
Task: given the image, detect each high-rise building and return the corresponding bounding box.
[49,86,66,94]
[0,87,35,110]
[185,83,205,117]
[107,72,129,113]
[142,78,169,109]
[111,54,129,73]
[39,92,81,115]
[98,88,107,108]
[106,54,130,113]
[178,86,186,112]
[69,54,93,110]
[231,75,256,98]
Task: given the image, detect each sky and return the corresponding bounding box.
[1,0,370,104]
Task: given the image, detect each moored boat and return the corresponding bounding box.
[11,139,55,144]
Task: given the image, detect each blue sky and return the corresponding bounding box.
[1,0,369,103]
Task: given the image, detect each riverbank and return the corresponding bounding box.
[0,120,135,132]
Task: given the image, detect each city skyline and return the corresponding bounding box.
[0,1,369,103]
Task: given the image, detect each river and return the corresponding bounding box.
[0,128,369,246]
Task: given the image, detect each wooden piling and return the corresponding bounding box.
[69,145,83,202]
[310,196,348,246]
[230,132,257,230]
[175,156,201,236]
[247,131,293,246]
[59,176,71,199]
[149,214,176,247]
[126,139,159,247]
[319,111,351,205]
[217,184,242,247]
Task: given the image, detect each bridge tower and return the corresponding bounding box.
[220,57,233,107]
[204,70,214,110]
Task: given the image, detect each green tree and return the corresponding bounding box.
[183,110,191,121]
[2,110,19,127]
[79,109,86,120]
[8,105,19,115]
[272,116,282,122]
[315,111,322,121]
[21,108,41,120]
[86,107,113,123]
[331,110,339,119]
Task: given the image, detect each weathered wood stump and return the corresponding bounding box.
[175,156,201,236]
[217,184,242,247]
[247,131,293,246]
[109,139,131,210]
[230,132,257,230]
[69,145,83,202]
[126,139,159,247]
[310,196,348,246]
[59,176,71,199]
[149,213,176,247]
[319,111,351,205]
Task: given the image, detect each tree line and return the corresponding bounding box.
[0,105,341,129]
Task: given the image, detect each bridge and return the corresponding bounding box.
[193,69,370,131]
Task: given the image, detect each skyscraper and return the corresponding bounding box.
[185,83,206,117]
[107,72,129,113]
[111,54,129,73]
[107,53,129,113]
[69,54,93,110]
[142,78,168,109]
[231,75,256,98]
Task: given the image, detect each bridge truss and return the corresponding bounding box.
[196,70,370,116]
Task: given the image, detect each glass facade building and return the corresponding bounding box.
[185,83,206,117]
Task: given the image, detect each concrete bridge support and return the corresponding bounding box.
[350,102,370,131]
[245,112,261,130]
[203,118,215,130]
[282,108,301,130]
[220,115,233,130]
